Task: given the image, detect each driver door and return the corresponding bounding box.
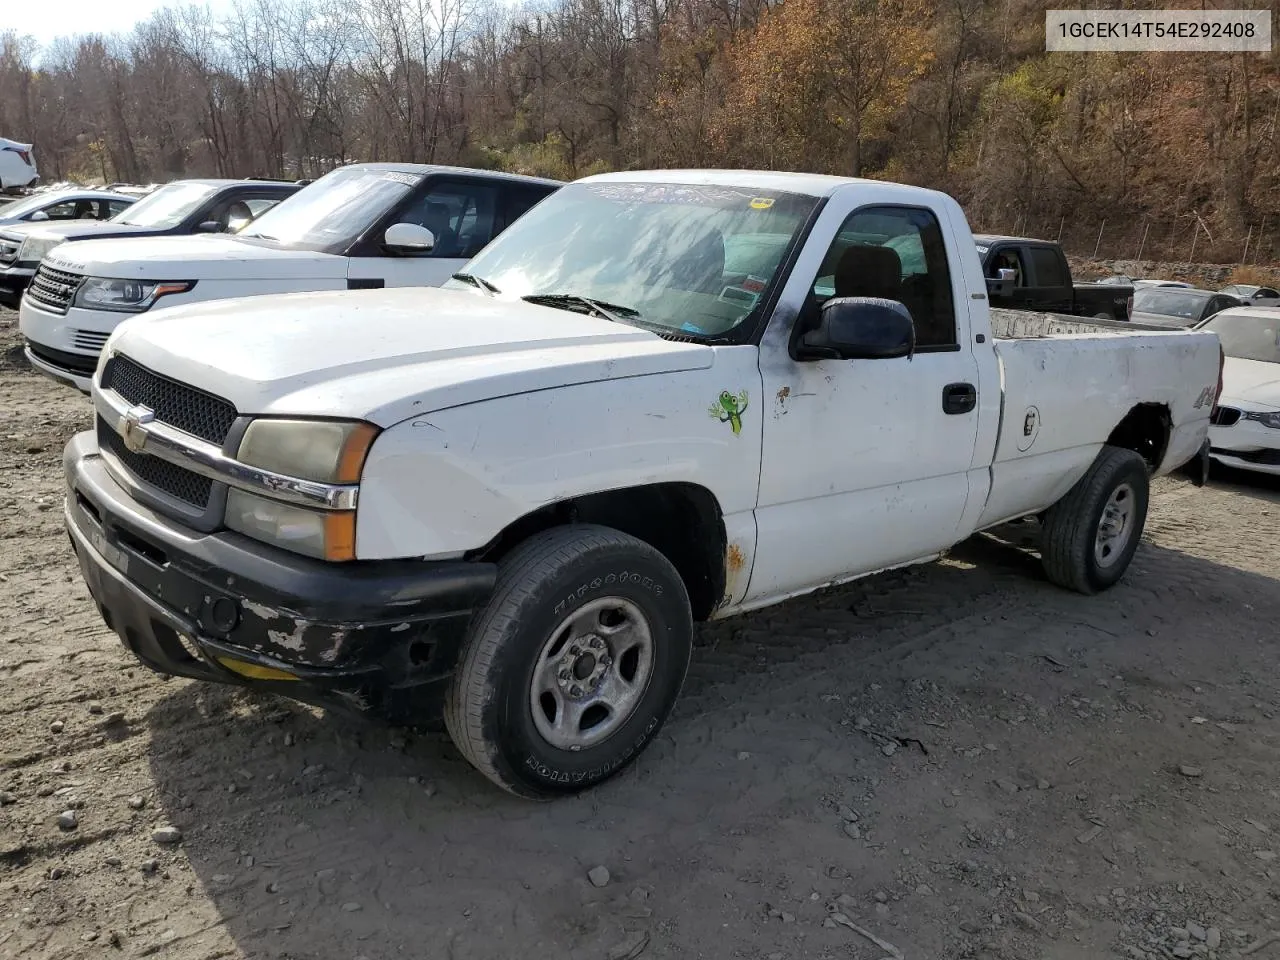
[745,192,982,605]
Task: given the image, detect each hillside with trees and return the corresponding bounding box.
[2,0,1277,261]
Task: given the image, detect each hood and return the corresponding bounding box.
[44,235,345,281]
[106,287,712,426]
[1221,356,1280,408]
[9,220,159,243]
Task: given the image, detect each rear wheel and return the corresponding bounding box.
[445,525,693,798]
[1040,446,1150,594]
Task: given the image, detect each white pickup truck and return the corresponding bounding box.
[63,170,1222,798]
[20,164,560,391]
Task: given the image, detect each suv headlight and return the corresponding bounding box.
[225,419,379,561]
[18,235,61,263]
[74,278,193,313]
[1243,410,1280,430]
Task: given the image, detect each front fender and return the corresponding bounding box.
[354,351,764,560]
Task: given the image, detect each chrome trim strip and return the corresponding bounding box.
[97,386,359,511]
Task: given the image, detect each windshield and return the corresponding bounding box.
[113,182,218,228]
[1200,311,1280,364]
[1133,288,1210,321]
[238,167,422,250]
[455,181,818,337]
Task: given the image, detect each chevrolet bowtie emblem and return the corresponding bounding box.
[121,405,155,453]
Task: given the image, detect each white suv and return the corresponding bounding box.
[20,164,561,391]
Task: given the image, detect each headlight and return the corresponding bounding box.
[237,419,378,483]
[18,236,60,263]
[1243,410,1280,430]
[73,277,193,313]
[225,419,379,561]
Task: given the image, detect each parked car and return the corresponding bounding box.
[19,164,561,391]
[64,169,1223,798]
[0,138,38,192]
[975,236,1132,320]
[1219,283,1280,306]
[1129,287,1241,327]
[0,188,136,227]
[1133,279,1194,289]
[1199,306,1280,476]
[2,175,299,321]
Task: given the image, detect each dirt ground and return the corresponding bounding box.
[2,307,1279,960]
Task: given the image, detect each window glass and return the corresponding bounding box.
[1028,247,1067,286]
[398,182,498,259]
[811,205,957,348]
[456,181,818,338]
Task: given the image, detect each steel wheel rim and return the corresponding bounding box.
[530,596,655,752]
[1094,482,1136,569]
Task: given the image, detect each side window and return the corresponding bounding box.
[501,185,552,230]
[245,198,282,217]
[1028,246,1067,286]
[987,247,1025,287]
[396,181,498,258]
[40,201,81,221]
[810,205,957,349]
[105,199,132,219]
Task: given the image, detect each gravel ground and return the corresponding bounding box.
[2,306,1279,960]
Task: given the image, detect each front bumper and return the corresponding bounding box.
[0,263,34,308]
[1208,420,1280,477]
[19,298,108,391]
[64,431,496,723]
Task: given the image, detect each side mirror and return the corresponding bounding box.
[384,222,435,254]
[985,267,1016,298]
[29,210,49,221]
[799,297,915,361]
[195,220,222,233]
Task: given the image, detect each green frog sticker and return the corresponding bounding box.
[709,389,749,435]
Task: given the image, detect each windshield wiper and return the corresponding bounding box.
[522,293,640,324]
[242,232,278,241]
[452,272,500,295]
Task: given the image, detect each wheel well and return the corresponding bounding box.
[476,483,728,622]
[1107,403,1171,469]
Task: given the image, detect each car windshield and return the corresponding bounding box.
[1200,312,1280,364]
[238,167,422,250]
[1,192,78,219]
[113,182,218,228]
[454,181,818,338]
[1133,288,1210,321]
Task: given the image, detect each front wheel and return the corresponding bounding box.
[444,525,693,798]
[1040,445,1150,594]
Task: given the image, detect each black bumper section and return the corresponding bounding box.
[0,274,30,309]
[64,432,496,724]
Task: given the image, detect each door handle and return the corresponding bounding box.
[942,382,977,415]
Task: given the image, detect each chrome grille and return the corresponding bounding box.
[98,416,213,508]
[26,263,84,315]
[101,356,237,445]
[72,329,111,354]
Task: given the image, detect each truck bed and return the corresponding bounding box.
[990,308,1169,338]
[976,308,1219,531]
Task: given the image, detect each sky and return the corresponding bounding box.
[4,0,238,49]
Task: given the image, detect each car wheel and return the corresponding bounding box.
[444,524,693,798]
[1040,445,1150,594]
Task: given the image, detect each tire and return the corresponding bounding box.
[1040,445,1150,594]
[444,525,693,799]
